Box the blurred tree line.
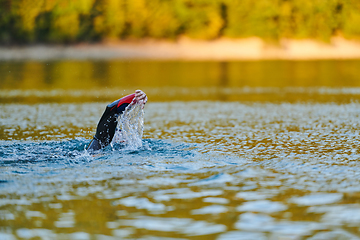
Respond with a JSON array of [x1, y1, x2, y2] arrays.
[[0, 0, 360, 44]]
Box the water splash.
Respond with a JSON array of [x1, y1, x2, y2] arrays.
[[112, 103, 144, 150]]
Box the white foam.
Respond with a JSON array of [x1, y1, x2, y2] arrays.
[[113, 103, 144, 150]]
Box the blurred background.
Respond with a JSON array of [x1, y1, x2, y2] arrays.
[[1, 0, 360, 103], [1, 0, 360, 43]]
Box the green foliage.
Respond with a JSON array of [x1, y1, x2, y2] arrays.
[[1, 0, 360, 43]]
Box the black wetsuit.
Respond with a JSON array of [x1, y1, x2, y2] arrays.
[[87, 93, 135, 151]]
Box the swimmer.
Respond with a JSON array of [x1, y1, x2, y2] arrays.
[[87, 90, 147, 151]]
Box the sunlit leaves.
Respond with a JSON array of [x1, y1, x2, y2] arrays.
[[2, 0, 360, 43]]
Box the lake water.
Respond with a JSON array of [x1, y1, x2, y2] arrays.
[[1, 60, 360, 240]]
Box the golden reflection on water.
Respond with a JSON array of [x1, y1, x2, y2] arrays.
[[1, 60, 360, 103], [1, 60, 360, 89], [2, 60, 360, 239]]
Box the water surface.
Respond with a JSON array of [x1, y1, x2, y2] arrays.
[[1, 60, 360, 239]]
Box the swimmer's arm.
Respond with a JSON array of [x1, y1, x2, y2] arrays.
[[134, 90, 148, 108], [87, 90, 147, 151]]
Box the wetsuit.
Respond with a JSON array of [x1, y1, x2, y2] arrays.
[[87, 93, 135, 151]]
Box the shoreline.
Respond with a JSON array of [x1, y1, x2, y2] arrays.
[[1, 37, 360, 61]]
